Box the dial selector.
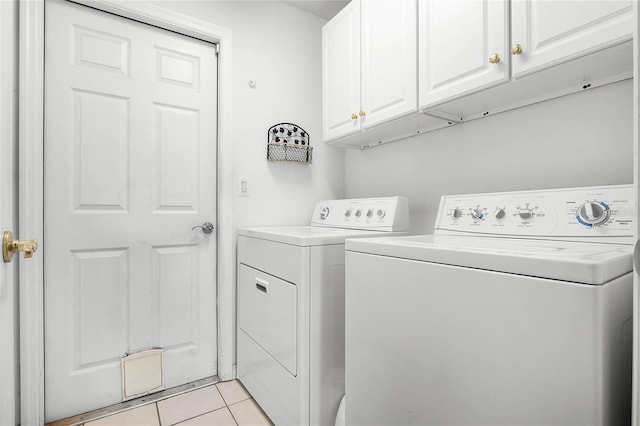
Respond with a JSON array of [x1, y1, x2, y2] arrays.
[[377, 209, 386, 218], [494, 208, 506, 219], [576, 201, 610, 227], [355, 209, 362, 218], [344, 208, 352, 217], [518, 210, 533, 220], [516, 203, 534, 220], [319, 207, 330, 220], [470, 207, 484, 220], [451, 208, 463, 220], [366, 209, 374, 218]]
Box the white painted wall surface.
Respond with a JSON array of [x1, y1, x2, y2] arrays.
[[345, 80, 633, 234]]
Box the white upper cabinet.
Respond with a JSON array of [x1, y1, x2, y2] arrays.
[[511, 0, 633, 77], [322, 1, 361, 142], [361, 0, 417, 127], [419, 0, 509, 109], [419, 0, 633, 117], [323, 0, 425, 144]]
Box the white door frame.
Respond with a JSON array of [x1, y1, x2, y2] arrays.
[[19, 1, 234, 424], [634, 0, 639, 423]]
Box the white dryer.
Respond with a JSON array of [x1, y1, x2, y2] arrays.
[[237, 197, 409, 426], [345, 185, 633, 426]]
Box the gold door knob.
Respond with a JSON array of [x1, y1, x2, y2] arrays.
[[2, 231, 38, 263], [489, 53, 501, 64], [359, 110, 366, 117], [351, 113, 358, 120], [511, 43, 523, 55]]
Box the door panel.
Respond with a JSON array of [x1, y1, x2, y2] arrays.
[[44, 1, 218, 421], [511, 0, 633, 77], [321, 0, 361, 142], [418, 0, 509, 109], [361, 0, 417, 127]]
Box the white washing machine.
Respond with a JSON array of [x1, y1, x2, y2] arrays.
[[345, 185, 634, 426], [237, 197, 409, 426]]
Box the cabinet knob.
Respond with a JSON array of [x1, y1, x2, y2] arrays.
[[351, 113, 358, 120], [511, 44, 523, 55], [359, 110, 366, 117], [489, 53, 500, 64]]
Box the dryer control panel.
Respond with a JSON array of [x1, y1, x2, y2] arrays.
[[435, 185, 634, 243], [311, 196, 410, 232]]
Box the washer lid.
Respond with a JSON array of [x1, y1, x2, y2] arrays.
[[238, 226, 404, 247], [346, 235, 633, 285]]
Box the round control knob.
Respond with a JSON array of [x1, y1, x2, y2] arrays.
[[366, 209, 374, 218], [377, 209, 386, 218], [319, 207, 330, 220], [494, 208, 506, 219], [344, 208, 352, 217], [576, 201, 610, 227], [517, 210, 534, 220], [470, 208, 484, 220], [451, 208, 463, 220], [355, 209, 362, 218]]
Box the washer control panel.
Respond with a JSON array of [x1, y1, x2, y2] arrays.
[[435, 185, 633, 241], [311, 196, 409, 231]]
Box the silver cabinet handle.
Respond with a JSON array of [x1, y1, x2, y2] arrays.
[[192, 222, 214, 234]]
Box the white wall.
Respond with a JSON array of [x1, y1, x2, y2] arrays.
[[156, 1, 345, 229], [345, 79, 633, 234]]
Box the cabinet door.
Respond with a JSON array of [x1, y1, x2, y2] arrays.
[[361, 0, 417, 128], [511, 0, 632, 77], [418, 0, 509, 110], [322, 1, 361, 142]]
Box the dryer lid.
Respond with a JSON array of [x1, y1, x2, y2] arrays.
[[345, 235, 633, 285]]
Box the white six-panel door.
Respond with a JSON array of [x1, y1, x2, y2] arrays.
[[44, 1, 218, 420]]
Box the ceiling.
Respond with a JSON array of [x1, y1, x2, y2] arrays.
[[282, 0, 350, 20]]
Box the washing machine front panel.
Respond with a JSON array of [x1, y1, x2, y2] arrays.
[[345, 251, 632, 426]]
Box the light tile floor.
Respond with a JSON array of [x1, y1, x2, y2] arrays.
[[63, 380, 273, 426]]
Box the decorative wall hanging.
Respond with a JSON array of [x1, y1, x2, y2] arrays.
[[267, 123, 312, 164]]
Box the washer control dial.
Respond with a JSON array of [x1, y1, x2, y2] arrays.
[[518, 210, 533, 220], [576, 201, 611, 227], [494, 208, 506, 219], [344, 208, 353, 218], [516, 203, 535, 220], [319, 207, 330, 220], [355, 209, 362, 218], [470, 207, 484, 220], [377, 209, 386, 218], [451, 208, 463, 220], [366, 209, 374, 218]]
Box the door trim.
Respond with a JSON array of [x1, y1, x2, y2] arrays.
[[19, 1, 234, 423]]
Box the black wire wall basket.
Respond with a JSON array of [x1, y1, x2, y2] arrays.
[[267, 123, 312, 164]]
